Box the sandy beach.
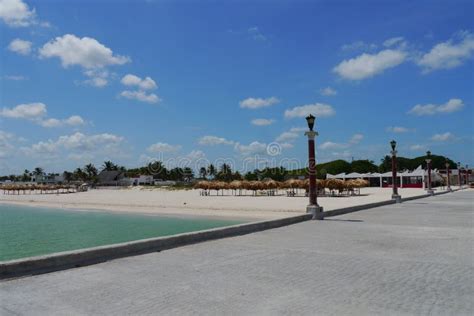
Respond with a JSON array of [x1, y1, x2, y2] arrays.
[[0, 186, 455, 220]]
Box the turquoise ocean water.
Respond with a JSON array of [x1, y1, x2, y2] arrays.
[[0, 204, 244, 261]]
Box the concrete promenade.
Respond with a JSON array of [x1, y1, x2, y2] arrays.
[[1, 190, 473, 315]]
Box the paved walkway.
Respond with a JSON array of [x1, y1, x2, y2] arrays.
[[1, 190, 473, 315]]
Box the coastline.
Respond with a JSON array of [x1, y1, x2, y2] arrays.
[[0, 187, 445, 220]]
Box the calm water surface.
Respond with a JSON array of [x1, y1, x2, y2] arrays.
[[0, 204, 244, 261]]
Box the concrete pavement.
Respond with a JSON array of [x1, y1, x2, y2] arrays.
[[1, 190, 473, 315]]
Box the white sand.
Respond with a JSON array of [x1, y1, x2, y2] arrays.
[[0, 186, 456, 220]]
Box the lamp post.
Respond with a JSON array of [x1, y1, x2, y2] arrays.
[[390, 140, 401, 203], [457, 162, 462, 189], [305, 114, 323, 220], [426, 151, 434, 195], [466, 164, 469, 186], [445, 160, 451, 191]]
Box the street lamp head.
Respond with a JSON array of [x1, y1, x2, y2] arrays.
[[305, 114, 315, 131], [426, 150, 431, 158], [390, 140, 397, 151]]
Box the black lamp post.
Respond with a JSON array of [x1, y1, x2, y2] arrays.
[[390, 140, 401, 202], [426, 151, 434, 195], [445, 159, 451, 191], [305, 114, 323, 220], [465, 164, 469, 186]]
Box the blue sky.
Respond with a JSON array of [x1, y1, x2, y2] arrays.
[[1, 0, 473, 174]]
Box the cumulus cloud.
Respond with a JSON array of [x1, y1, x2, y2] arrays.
[[383, 37, 405, 48], [1, 102, 85, 127], [408, 98, 464, 116], [0, 130, 15, 158], [121, 74, 157, 90], [0, 0, 39, 27], [0, 102, 46, 119], [198, 135, 234, 146], [39, 34, 130, 69], [319, 133, 364, 150], [251, 118, 274, 126], [341, 41, 377, 52], [239, 97, 279, 109], [333, 49, 406, 80], [349, 133, 364, 144], [284, 103, 335, 119], [234, 141, 267, 155], [431, 132, 454, 142], [22, 132, 124, 156], [410, 144, 426, 151], [120, 90, 160, 104], [418, 31, 474, 72], [82, 69, 110, 88], [7, 38, 32, 55], [119, 74, 160, 103], [247, 26, 267, 41], [386, 126, 412, 133], [275, 131, 299, 142], [147, 142, 181, 153], [319, 87, 337, 96]]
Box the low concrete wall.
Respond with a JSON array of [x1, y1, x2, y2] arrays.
[[1, 189, 459, 280], [0, 214, 311, 280], [323, 199, 396, 217]]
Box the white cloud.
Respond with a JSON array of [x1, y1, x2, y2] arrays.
[[0, 0, 36, 27], [65, 115, 85, 126], [319, 87, 337, 96], [431, 132, 454, 142], [121, 74, 157, 90], [147, 142, 181, 153], [0, 130, 15, 158], [383, 37, 405, 48], [341, 41, 377, 52], [22, 132, 124, 156], [418, 31, 474, 72], [319, 133, 364, 150], [4, 75, 27, 80], [39, 118, 62, 128], [0, 102, 46, 119], [251, 118, 274, 126], [408, 98, 464, 116], [198, 135, 234, 146], [386, 126, 412, 133], [276, 131, 299, 142], [284, 103, 335, 119], [7, 38, 32, 55], [410, 144, 426, 151], [280, 142, 294, 149], [239, 97, 279, 109], [320, 141, 347, 150], [234, 141, 267, 155], [83, 69, 109, 88], [1, 102, 85, 128], [333, 49, 406, 80], [349, 133, 364, 144], [39, 34, 130, 69], [247, 26, 267, 41], [120, 90, 160, 104]]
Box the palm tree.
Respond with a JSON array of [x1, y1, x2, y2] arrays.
[[84, 163, 98, 181], [102, 161, 118, 171], [33, 167, 44, 176], [73, 168, 86, 181], [199, 167, 207, 179], [207, 164, 216, 179], [21, 169, 31, 182]]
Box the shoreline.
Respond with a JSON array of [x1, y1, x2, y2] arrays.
[[0, 187, 453, 221]]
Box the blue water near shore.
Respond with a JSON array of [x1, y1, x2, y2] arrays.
[[0, 204, 244, 261]]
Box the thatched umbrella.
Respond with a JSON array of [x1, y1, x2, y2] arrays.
[[263, 179, 279, 196], [229, 180, 243, 195], [326, 179, 345, 195]]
